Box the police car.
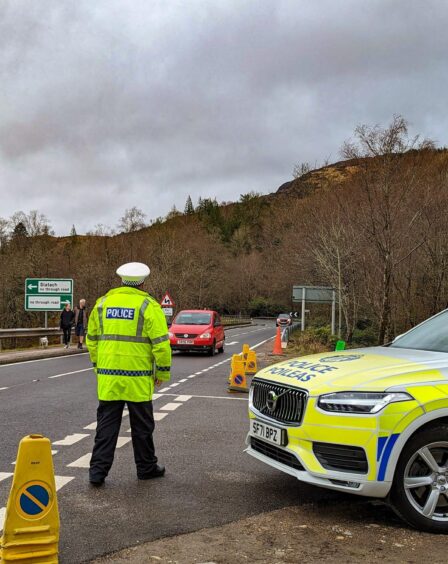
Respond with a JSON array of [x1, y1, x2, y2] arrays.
[[246, 309, 448, 532]]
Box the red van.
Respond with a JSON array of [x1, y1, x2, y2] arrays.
[[169, 310, 225, 355]]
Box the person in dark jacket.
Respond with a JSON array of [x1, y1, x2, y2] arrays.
[[74, 299, 88, 349], [60, 302, 75, 348]]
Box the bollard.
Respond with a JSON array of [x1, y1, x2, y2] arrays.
[[0, 435, 59, 563], [228, 355, 249, 393], [335, 340, 346, 351], [245, 350, 258, 376]]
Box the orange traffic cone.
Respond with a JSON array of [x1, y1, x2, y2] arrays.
[[271, 327, 284, 355]]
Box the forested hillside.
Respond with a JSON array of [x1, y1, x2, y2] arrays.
[[1, 119, 448, 344]]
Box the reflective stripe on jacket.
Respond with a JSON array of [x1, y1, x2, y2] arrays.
[[86, 287, 171, 402]]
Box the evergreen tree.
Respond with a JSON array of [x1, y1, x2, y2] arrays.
[[70, 224, 77, 236], [12, 222, 28, 239], [184, 195, 194, 214]]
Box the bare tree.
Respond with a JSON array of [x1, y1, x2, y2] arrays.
[[340, 115, 435, 343], [117, 207, 147, 233], [9, 210, 54, 236]]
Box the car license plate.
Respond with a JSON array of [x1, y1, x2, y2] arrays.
[[177, 339, 194, 345], [250, 420, 287, 446]]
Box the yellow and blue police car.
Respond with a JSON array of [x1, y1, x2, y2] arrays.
[[246, 309, 448, 532]]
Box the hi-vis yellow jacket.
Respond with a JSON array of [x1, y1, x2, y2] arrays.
[[86, 287, 171, 402]]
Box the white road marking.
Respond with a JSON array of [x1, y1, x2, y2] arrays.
[[0, 352, 89, 369], [0, 473, 13, 482], [67, 438, 128, 467], [152, 393, 161, 400], [0, 507, 5, 533], [158, 392, 247, 401], [154, 412, 168, 421], [53, 433, 90, 446], [116, 437, 131, 448], [84, 422, 97, 430], [67, 453, 90, 468], [187, 375, 195, 379], [55, 475, 74, 490], [170, 382, 180, 387], [160, 402, 182, 411], [174, 395, 192, 402], [48, 368, 92, 379], [159, 387, 171, 392], [179, 378, 187, 382], [0, 387, 8, 391], [195, 372, 202, 375], [226, 341, 239, 346]]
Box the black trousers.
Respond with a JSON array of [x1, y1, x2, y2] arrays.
[[62, 326, 71, 345], [89, 400, 157, 480]]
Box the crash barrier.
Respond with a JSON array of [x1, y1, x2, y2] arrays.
[[221, 315, 251, 327], [228, 344, 258, 393], [0, 328, 63, 352], [0, 434, 59, 563]]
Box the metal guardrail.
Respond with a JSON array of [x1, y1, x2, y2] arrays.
[[221, 315, 251, 326], [281, 322, 301, 344], [0, 328, 62, 351]]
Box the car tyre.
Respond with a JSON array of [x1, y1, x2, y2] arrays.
[[207, 341, 216, 356], [390, 424, 448, 533], [218, 344, 225, 354]]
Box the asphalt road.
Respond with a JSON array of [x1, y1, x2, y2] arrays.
[[0, 322, 343, 563]]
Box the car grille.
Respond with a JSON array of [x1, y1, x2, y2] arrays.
[[251, 378, 307, 425], [174, 333, 198, 338], [250, 437, 304, 470], [313, 442, 368, 474]]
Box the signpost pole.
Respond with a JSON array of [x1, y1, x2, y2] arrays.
[[44, 311, 48, 329], [301, 287, 306, 332]]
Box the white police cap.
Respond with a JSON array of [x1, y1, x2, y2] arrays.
[[116, 262, 150, 286]]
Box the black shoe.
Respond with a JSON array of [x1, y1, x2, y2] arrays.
[[89, 477, 105, 487], [138, 464, 165, 480]]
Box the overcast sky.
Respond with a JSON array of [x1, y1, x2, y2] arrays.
[[0, 1, 447, 235]]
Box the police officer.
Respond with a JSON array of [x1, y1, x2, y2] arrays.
[[86, 262, 171, 486]]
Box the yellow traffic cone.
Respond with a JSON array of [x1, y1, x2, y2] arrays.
[[245, 350, 258, 375], [228, 355, 249, 393], [0, 434, 60, 563]]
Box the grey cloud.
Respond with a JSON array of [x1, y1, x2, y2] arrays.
[[0, 0, 447, 233]]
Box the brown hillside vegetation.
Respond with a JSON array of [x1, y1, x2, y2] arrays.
[[1, 119, 448, 344]]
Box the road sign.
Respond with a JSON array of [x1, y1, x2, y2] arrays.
[[25, 278, 73, 311], [160, 292, 175, 308], [17, 481, 52, 519], [162, 307, 173, 317]]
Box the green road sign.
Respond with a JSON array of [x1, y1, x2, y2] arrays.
[[25, 278, 74, 311]]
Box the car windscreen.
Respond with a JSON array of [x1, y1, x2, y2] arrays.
[[278, 314, 290, 318], [174, 312, 212, 325], [390, 310, 448, 353]]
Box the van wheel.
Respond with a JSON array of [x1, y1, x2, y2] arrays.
[[390, 424, 448, 533]]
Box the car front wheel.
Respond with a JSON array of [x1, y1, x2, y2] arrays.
[[390, 424, 448, 533]]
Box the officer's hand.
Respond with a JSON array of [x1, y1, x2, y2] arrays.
[[155, 379, 162, 387]]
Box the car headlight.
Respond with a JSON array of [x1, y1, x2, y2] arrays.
[[318, 391, 413, 414], [198, 332, 211, 339]]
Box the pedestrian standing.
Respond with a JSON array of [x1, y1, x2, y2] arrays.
[[74, 299, 88, 349], [86, 262, 171, 486], [60, 302, 75, 348]]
